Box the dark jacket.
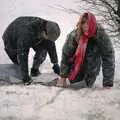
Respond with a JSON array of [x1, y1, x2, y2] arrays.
[[60, 24, 115, 87], [2, 16, 59, 80]]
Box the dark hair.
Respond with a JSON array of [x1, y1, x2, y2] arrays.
[[76, 13, 89, 42], [81, 13, 88, 25]]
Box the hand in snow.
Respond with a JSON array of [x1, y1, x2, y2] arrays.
[[56, 77, 70, 87]]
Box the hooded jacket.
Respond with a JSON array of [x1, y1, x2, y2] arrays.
[[60, 24, 115, 87]]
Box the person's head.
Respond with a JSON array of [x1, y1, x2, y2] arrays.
[[76, 13, 88, 36], [76, 12, 96, 38], [81, 14, 89, 33], [41, 21, 60, 42]]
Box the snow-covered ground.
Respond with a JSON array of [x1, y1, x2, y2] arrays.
[[0, 0, 120, 119]]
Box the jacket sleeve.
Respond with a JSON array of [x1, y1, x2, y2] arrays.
[[17, 36, 30, 80], [42, 40, 58, 64], [97, 26, 115, 87], [60, 30, 77, 78]]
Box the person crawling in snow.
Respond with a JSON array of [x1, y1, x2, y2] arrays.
[[56, 12, 115, 89], [2, 16, 60, 85]]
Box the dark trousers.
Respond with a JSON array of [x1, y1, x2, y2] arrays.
[[32, 49, 47, 70], [2, 34, 18, 65], [4, 47, 18, 64]]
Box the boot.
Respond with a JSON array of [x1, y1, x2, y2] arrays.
[[23, 76, 33, 85]]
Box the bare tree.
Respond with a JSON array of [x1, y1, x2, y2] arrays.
[[75, 0, 120, 47], [49, 0, 120, 46]]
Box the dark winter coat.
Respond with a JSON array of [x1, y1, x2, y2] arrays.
[[2, 16, 59, 81], [60, 24, 115, 87]]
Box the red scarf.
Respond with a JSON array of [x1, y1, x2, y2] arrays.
[[68, 12, 97, 81]]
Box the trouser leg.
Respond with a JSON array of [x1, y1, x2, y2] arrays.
[[31, 49, 47, 76], [2, 33, 18, 65], [32, 49, 47, 70], [4, 48, 18, 64]]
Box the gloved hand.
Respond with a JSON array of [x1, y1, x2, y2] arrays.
[[52, 63, 60, 75]]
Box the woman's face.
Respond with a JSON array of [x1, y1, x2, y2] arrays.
[[81, 18, 89, 33]]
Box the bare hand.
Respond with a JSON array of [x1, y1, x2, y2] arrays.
[[56, 77, 70, 87]]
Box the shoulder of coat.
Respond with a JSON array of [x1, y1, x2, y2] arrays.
[[96, 23, 105, 38], [68, 29, 77, 39], [96, 23, 105, 33]]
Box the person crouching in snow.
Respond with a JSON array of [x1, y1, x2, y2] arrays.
[[56, 12, 115, 88], [2, 16, 60, 85]]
